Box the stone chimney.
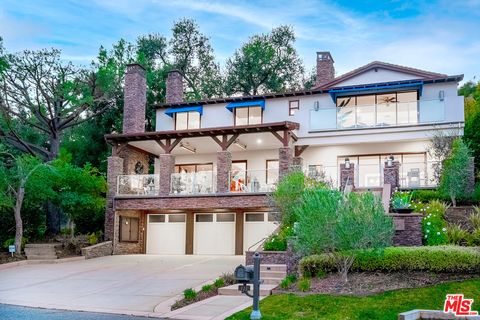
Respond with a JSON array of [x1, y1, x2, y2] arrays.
[[123, 63, 146, 134], [166, 70, 184, 104], [315, 51, 335, 87]]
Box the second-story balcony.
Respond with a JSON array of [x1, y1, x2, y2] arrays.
[[229, 169, 278, 193], [171, 171, 216, 195], [117, 174, 160, 196], [310, 99, 445, 131]]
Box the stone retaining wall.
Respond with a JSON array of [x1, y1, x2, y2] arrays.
[[446, 206, 475, 230], [81, 241, 113, 259], [388, 213, 423, 246], [245, 240, 300, 276]]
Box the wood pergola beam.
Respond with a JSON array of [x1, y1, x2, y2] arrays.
[[295, 145, 309, 157], [156, 138, 182, 154], [211, 134, 240, 151]]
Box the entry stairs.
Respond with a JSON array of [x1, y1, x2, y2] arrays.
[[218, 264, 286, 296], [24, 243, 60, 260]]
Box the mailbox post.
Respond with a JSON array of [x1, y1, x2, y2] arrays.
[[234, 252, 262, 320]]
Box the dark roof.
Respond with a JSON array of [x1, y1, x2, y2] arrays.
[[105, 121, 300, 143], [313, 61, 453, 89]]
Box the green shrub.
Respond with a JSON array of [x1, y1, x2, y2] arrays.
[[446, 224, 469, 245], [213, 278, 225, 288], [469, 207, 480, 229], [391, 191, 412, 210], [297, 277, 311, 292], [473, 183, 480, 203], [299, 246, 480, 275], [263, 225, 294, 251], [183, 288, 197, 300], [201, 284, 213, 292], [466, 228, 480, 246], [421, 200, 448, 245], [279, 275, 297, 289], [3, 237, 28, 251], [411, 189, 446, 202], [87, 232, 100, 245]]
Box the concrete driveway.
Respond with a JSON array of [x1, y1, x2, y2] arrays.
[[0, 255, 243, 317]]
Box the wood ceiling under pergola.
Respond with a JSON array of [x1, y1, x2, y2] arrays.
[[105, 121, 300, 155]]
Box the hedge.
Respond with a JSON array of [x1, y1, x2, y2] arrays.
[[299, 246, 480, 276]]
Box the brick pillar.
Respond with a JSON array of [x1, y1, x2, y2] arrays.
[[384, 161, 400, 193], [279, 147, 293, 179], [123, 64, 146, 134], [292, 156, 303, 172], [166, 70, 184, 104], [467, 157, 475, 196], [315, 51, 335, 87], [340, 163, 355, 190], [105, 156, 124, 241], [159, 154, 175, 196], [217, 151, 232, 193]]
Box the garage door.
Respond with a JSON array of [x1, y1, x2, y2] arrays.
[[146, 214, 186, 254], [194, 213, 235, 255], [244, 212, 279, 251]]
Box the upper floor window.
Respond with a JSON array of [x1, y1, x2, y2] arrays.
[[235, 106, 262, 126], [289, 100, 299, 116], [175, 111, 200, 130]]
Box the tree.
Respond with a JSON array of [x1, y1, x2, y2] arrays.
[[225, 26, 304, 96], [0, 151, 53, 253], [294, 189, 394, 282], [427, 130, 460, 183], [439, 138, 472, 207], [461, 80, 480, 174]]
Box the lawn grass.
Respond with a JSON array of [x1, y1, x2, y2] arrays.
[[227, 279, 480, 320]]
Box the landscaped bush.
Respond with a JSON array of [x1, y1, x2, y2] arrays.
[[279, 275, 297, 289], [411, 189, 447, 203], [446, 224, 469, 245], [469, 207, 480, 229], [297, 277, 311, 292], [299, 246, 480, 275], [263, 225, 294, 251], [201, 284, 213, 292], [183, 288, 197, 300]]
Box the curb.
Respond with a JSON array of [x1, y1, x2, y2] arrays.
[[0, 256, 85, 271]]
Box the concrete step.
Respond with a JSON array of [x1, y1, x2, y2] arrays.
[[261, 277, 283, 285], [26, 254, 58, 260], [25, 243, 61, 248], [25, 248, 57, 254], [218, 284, 277, 296], [260, 270, 286, 279], [260, 264, 286, 272]]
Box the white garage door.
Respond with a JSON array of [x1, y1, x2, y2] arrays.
[[244, 212, 279, 252], [194, 213, 235, 255], [147, 214, 186, 255]]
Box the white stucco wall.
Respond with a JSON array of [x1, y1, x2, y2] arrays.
[[333, 68, 421, 86]]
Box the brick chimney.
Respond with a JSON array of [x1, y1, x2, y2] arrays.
[[123, 63, 146, 134], [166, 70, 184, 104], [315, 51, 335, 87]]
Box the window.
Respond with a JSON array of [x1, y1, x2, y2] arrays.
[[266, 160, 279, 185], [289, 100, 299, 116], [234, 106, 262, 126], [149, 215, 165, 223], [230, 160, 247, 192], [120, 216, 139, 242], [169, 214, 186, 223], [245, 213, 264, 222], [175, 163, 213, 173], [196, 214, 214, 222], [175, 111, 200, 130], [217, 213, 235, 222]]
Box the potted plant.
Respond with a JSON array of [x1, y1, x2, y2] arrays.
[[391, 191, 413, 213]]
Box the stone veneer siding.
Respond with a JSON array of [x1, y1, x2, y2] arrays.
[[278, 147, 293, 179], [383, 161, 400, 192], [159, 154, 175, 196], [120, 147, 149, 176], [123, 64, 146, 134], [217, 151, 232, 193], [315, 52, 335, 87], [340, 163, 355, 190], [388, 213, 423, 246], [446, 206, 476, 230], [245, 251, 287, 265], [166, 70, 183, 103], [114, 210, 146, 255], [81, 241, 113, 259], [105, 156, 124, 240]]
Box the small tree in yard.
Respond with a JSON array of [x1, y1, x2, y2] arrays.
[[439, 138, 472, 207], [295, 189, 394, 282]]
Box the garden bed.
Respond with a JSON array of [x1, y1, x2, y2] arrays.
[[276, 271, 480, 296], [0, 252, 26, 265]]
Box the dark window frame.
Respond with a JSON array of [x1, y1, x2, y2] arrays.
[[289, 100, 300, 116], [335, 90, 419, 108], [234, 106, 263, 126], [175, 111, 201, 130], [119, 216, 140, 243]]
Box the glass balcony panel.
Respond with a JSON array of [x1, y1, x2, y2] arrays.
[[419, 100, 445, 123], [337, 106, 356, 129], [117, 174, 159, 196], [171, 171, 216, 195], [310, 108, 336, 130], [356, 105, 375, 127], [229, 169, 278, 193], [376, 103, 397, 126]]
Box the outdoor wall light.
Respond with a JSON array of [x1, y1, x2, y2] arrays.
[[345, 158, 351, 169], [439, 90, 445, 101], [387, 155, 394, 167]]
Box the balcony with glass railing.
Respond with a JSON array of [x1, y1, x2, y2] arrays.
[[310, 99, 445, 131], [229, 169, 278, 193], [170, 171, 216, 195], [117, 174, 160, 196]]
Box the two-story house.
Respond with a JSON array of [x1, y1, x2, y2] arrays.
[[104, 51, 464, 256]]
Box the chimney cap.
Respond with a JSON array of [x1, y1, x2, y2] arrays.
[[126, 63, 146, 71], [316, 51, 334, 63], [168, 69, 184, 75]]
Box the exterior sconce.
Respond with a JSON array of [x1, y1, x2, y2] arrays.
[[439, 90, 445, 101], [345, 158, 351, 169], [387, 155, 394, 167]]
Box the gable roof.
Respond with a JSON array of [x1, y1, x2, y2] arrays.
[[313, 61, 448, 89]]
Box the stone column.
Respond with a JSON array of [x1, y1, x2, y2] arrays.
[[292, 156, 304, 172], [105, 156, 124, 241], [340, 163, 355, 190], [383, 161, 400, 193], [159, 154, 175, 196], [123, 64, 146, 134], [279, 147, 293, 179], [216, 151, 232, 193]]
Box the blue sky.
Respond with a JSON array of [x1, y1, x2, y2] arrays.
[[1, 0, 479, 82]]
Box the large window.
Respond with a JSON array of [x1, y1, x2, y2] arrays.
[[230, 160, 247, 192], [175, 111, 200, 130], [235, 106, 262, 126], [119, 216, 139, 242], [289, 100, 299, 116], [266, 160, 279, 185]]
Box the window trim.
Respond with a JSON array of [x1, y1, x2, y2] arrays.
[[234, 106, 263, 126], [289, 100, 300, 116], [119, 216, 140, 243], [174, 111, 201, 130]]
